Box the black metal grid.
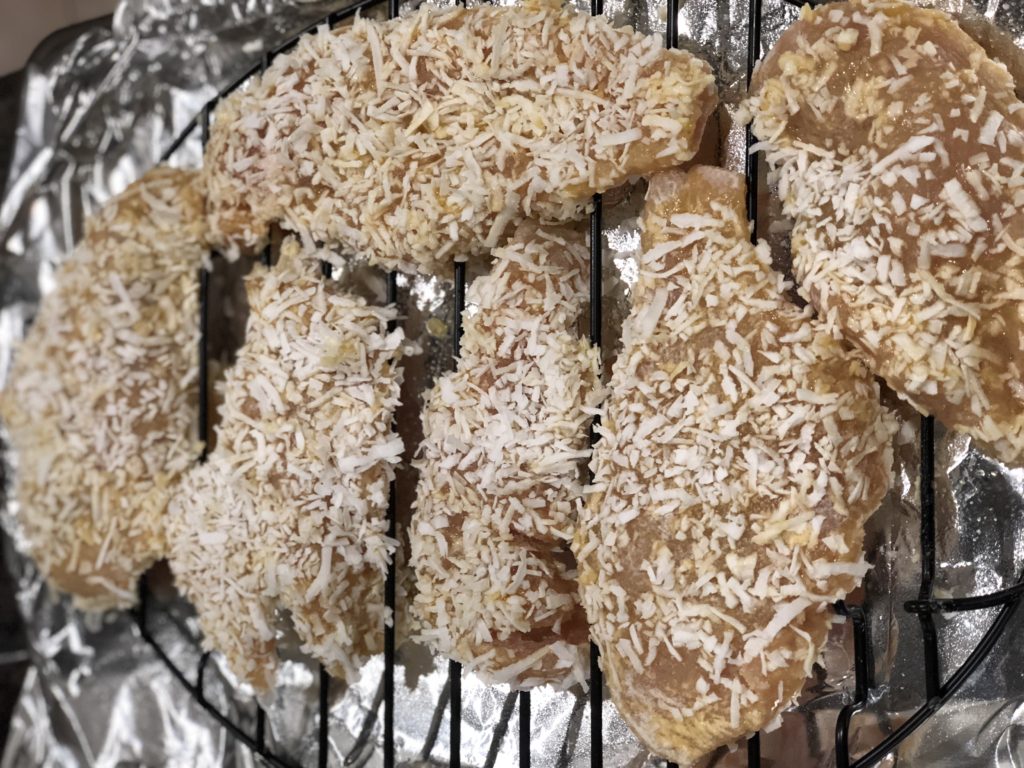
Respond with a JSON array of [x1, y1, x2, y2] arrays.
[[134, 0, 1024, 766]]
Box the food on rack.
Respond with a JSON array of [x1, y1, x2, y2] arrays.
[[0, 167, 206, 611], [410, 221, 600, 689], [746, 0, 1024, 465], [203, 0, 717, 277], [167, 239, 411, 691], [575, 167, 896, 763]]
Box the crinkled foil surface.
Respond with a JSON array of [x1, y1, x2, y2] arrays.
[[4, 0, 1024, 766]]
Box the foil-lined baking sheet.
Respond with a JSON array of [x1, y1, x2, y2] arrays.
[[4, 0, 1024, 766]]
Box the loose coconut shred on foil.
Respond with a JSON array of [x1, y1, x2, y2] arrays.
[[4, 0, 1024, 766]]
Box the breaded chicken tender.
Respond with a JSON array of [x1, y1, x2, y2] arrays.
[[0, 167, 205, 610], [168, 239, 411, 690], [411, 221, 601, 689], [575, 168, 896, 765], [204, 0, 716, 277], [747, 0, 1024, 465]]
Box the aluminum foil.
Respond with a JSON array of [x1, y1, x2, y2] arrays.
[[4, 0, 1024, 766]]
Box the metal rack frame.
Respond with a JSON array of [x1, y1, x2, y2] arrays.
[[135, 0, 1024, 766]]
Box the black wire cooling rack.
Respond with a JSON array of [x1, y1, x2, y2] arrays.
[[134, 0, 1024, 766]]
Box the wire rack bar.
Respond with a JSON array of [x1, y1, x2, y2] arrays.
[[744, 0, 763, 229], [270, 18, 325, 58], [159, 115, 201, 163], [519, 692, 531, 768], [449, 258, 466, 768], [743, 0, 762, 762], [377, 4, 401, 765], [587, 0, 604, 762], [482, 693, 516, 768], [259, 53, 273, 275], [197, 102, 213, 463], [384, 266, 399, 768], [587, 11, 603, 337], [917, 417, 942, 700], [197, 267, 210, 457], [318, 666, 330, 768], [197, 651, 211, 698], [256, 708, 267, 751], [587, 190, 603, 768], [747, 733, 761, 765]]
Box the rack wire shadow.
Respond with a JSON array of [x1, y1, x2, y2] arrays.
[[135, 0, 1024, 765]]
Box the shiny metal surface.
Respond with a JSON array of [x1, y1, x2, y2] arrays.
[[3, 0, 1024, 765]]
